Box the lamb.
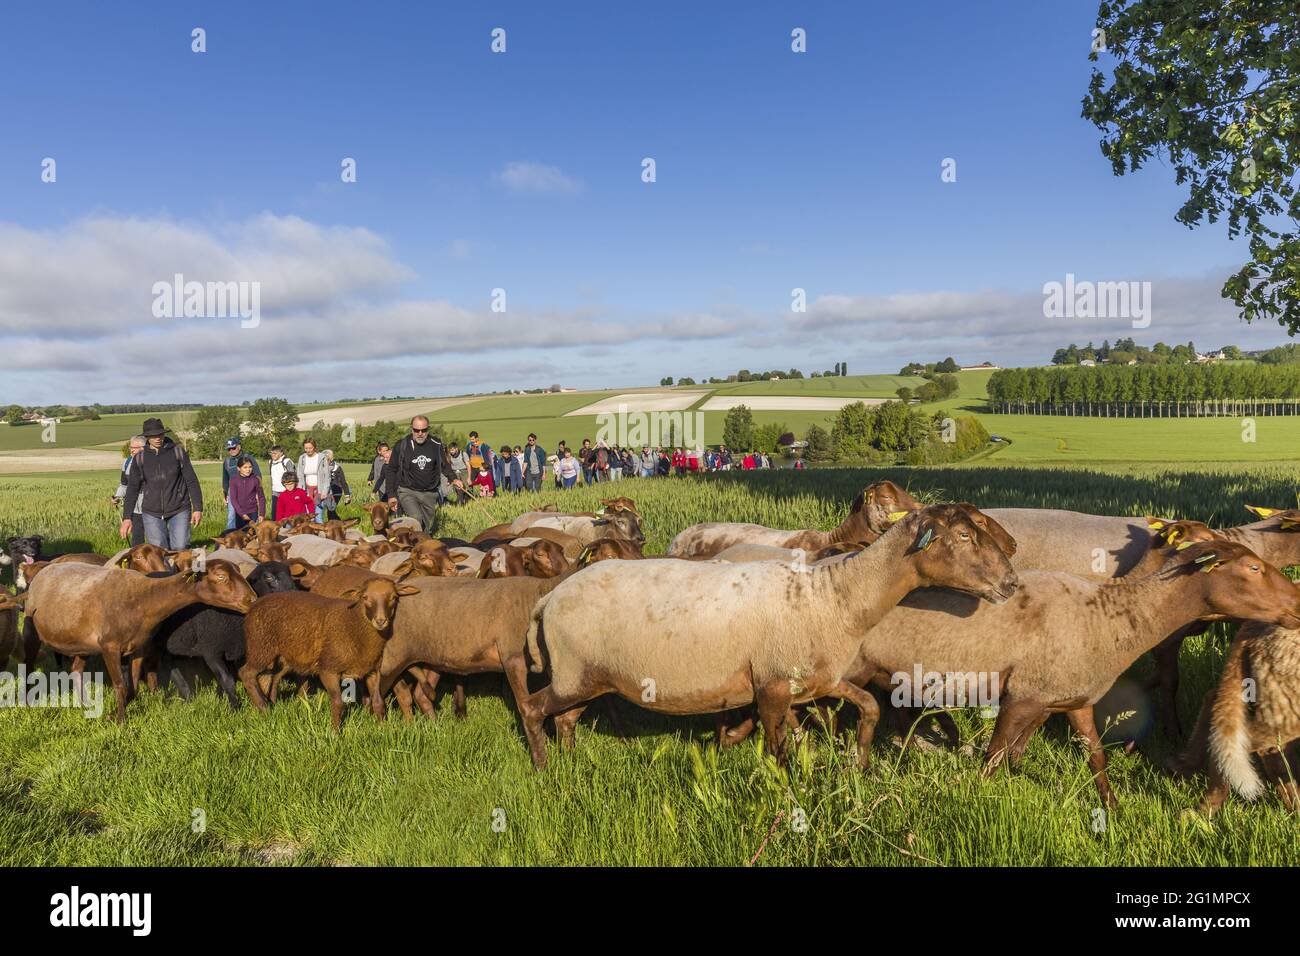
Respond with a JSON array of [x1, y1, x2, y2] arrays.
[[1175, 617, 1300, 815], [827, 540, 1300, 805], [238, 577, 420, 729], [520, 504, 1019, 770], [22, 559, 256, 720], [283, 534, 354, 567], [665, 479, 920, 559], [145, 561, 300, 707]]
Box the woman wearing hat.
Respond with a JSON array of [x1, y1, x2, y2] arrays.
[[119, 418, 203, 550]]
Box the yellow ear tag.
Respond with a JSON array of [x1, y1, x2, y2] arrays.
[[1200, 561, 1222, 573], [1147, 518, 1166, 529], [887, 510, 909, 522], [1164, 527, 1183, 545], [1281, 518, 1300, 531], [1246, 505, 1277, 518], [1175, 540, 1194, 551]]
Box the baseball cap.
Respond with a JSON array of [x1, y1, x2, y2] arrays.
[[225, 437, 241, 450]]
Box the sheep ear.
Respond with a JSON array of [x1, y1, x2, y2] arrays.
[[396, 584, 421, 596], [592, 518, 610, 526], [338, 587, 361, 600], [1146, 517, 1167, 529], [448, 550, 469, 562], [343, 518, 360, 527], [953, 503, 1018, 558], [1193, 552, 1221, 572], [1245, 505, 1278, 519], [1175, 540, 1195, 551]]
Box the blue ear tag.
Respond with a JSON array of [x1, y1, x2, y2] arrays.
[[917, 528, 933, 551]]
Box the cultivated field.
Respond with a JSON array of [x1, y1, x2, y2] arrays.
[[1, 463, 1297, 866], [293, 397, 473, 430]]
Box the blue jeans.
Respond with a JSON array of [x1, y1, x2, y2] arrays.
[[563, 475, 577, 488], [143, 511, 191, 550], [525, 472, 542, 492], [224, 498, 237, 531]]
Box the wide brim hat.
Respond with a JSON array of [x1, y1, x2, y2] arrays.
[[141, 418, 166, 437]]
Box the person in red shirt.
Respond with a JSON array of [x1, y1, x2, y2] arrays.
[[470, 463, 496, 497], [742, 453, 756, 469], [274, 471, 315, 520], [671, 448, 686, 476]]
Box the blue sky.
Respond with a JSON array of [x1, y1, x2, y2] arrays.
[[0, 1, 1289, 403]]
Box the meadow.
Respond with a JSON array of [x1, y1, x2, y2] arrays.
[[1, 462, 1298, 866]]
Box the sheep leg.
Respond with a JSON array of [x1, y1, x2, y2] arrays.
[[503, 654, 548, 769], [520, 684, 596, 770], [204, 654, 241, 709], [1262, 748, 1299, 812], [319, 671, 346, 731], [1065, 705, 1117, 808], [453, 681, 467, 720], [100, 646, 129, 721], [70, 656, 87, 707], [1197, 756, 1231, 816], [825, 681, 880, 768], [269, 665, 292, 703], [554, 705, 587, 749], [755, 680, 794, 765], [716, 710, 756, 748], [1152, 636, 1184, 740], [366, 672, 385, 721], [982, 697, 1048, 777], [392, 680, 416, 720], [237, 663, 271, 711], [20, 617, 40, 668]]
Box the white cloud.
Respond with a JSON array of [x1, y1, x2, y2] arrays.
[[494, 161, 582, 195]]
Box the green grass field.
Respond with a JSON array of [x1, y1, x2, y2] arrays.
[[2, 463, 1298, 865]]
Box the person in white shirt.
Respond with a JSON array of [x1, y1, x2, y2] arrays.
[[267, 444, 290, 519], [296, 438, 331, 522]]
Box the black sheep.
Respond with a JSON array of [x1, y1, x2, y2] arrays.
[[151, 561, 299, 707]]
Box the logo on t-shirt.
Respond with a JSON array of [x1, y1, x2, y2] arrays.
[[412, 454, 433, 470]]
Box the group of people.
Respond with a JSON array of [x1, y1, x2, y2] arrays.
[[373, 433, 777, 499], [115, 418, 355, 550], [113, 414, 787, 550]]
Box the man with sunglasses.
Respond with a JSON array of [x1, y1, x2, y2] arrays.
[[521, 432, 547, 492], [383, 415, 463, 533]]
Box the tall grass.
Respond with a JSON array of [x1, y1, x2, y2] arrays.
[[1, 463, 1297, 865]]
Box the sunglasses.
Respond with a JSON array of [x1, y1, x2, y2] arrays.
[[412, 427, 429, 433]]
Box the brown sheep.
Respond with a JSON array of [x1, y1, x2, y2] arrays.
[[23, 560, 256, 721], [287, 558, 327, 590], [376, 574, 575, 751], [238, 578, 420, 730], [212, 529, 250, 550], [477, 540, 571, 579]]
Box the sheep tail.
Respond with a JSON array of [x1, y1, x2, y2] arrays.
[[1207, 638, 1264, 800], [525, 594, 552, 674]]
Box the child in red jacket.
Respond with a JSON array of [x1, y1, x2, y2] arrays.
[[275, 472, 315, 520], [470, 463, 496, 497]]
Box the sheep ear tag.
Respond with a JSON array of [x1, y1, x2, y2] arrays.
[[1146, 517, 1167, 530], [1280, 516, 1300, 531], [887, 510, 909, 522], [916, 528, 934, 552], [1175, 540, 1195, 551], [1194, 552, 1221, 573], [1245, 505, 1277, 519]]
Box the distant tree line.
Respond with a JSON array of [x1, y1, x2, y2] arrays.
[[901, 357, 963, 374], [987, 364, 1300, 417], [1049, 338, 1242, 366]]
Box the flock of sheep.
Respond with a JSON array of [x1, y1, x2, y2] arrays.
[[5, 480, 1300, 817]]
